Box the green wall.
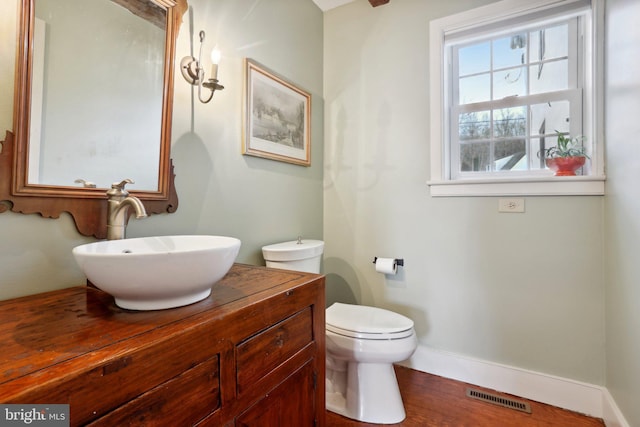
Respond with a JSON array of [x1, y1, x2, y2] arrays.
[[604, 0, 640, 424], [323, 0, 606, 385], [0, 0, 324, 299]]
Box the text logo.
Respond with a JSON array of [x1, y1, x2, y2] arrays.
[[0, 405, 69, 426]]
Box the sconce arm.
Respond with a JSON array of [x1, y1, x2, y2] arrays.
[[180, 30, 224, 104]]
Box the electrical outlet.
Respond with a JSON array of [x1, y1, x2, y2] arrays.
[[498, 198, 525, 213]]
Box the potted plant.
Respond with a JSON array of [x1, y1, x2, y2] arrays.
[[539, 130, 589, 176]]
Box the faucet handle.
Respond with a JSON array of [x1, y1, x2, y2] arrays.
[[107, 179, 135, 197], [75, 178, 97, 188], [111, 179, 135, 190]]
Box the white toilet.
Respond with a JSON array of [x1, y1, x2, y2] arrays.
[[262, 239, 418, 424]]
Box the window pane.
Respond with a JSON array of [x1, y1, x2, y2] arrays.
[[459, 111, 490, 140], [494, 107, 526, 138], [495, 139, 527, 171], [530, 101, 570, 136], [529, 24, 568, 62], [493, 67, 526, 99], [460, 141, 490, 172], [459, 74, 490, 104], [493, 35, 526, 69], [530, 59, 568, 94], [458, 42, 490, 76]]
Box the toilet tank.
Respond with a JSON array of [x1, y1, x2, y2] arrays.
[[261, 239, 324, 274]]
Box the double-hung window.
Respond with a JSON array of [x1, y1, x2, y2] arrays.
[[429, 0, 604, 196]]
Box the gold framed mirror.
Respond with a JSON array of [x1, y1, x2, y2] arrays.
[[0, 0, 187, 238]]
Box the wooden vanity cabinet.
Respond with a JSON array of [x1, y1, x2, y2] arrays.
[[0, 264, 325, 427]]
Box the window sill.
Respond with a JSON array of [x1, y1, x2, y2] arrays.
[[427, 175, 605, 197]]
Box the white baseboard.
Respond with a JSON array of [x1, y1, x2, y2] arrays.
[[399, 345, 629, 427]]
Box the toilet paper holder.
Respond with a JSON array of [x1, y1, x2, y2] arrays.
[[372, 257, 404, 267]]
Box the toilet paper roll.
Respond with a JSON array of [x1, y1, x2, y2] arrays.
[[375, 258, 397, 275]]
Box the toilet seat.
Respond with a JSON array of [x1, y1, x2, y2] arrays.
[[326, 324, 414, 340], [326, 303, 414, 340]]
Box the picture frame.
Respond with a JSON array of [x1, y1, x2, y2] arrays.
[[242, 58, 311, 166]]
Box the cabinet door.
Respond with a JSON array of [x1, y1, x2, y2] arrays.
[[236, 360, 316, 427]]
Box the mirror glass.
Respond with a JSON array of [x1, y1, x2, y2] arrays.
[[27, 0, 167, 191]]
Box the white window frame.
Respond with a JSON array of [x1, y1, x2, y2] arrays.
[[428, 0, 605, 197]]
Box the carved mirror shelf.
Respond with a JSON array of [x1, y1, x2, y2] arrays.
[[0, 0, 187, 239]]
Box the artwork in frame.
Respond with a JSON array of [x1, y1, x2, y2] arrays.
[[242, 58, 311, 166]]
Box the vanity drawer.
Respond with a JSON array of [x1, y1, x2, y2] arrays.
[[88, 356, 220, 426], [8, 325, 221, 426], [236, 307, 313, 393]]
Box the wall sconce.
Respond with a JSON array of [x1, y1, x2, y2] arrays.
[[180, 30, 224, 103]]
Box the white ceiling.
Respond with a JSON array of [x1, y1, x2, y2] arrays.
[[312, 0, 356, 12]]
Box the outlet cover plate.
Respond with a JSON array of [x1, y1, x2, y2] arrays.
[[498, 198, 525, 213]]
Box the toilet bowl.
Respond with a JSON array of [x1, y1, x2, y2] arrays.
[[325, 302, 417, 424], [261, 239, 417, 424]]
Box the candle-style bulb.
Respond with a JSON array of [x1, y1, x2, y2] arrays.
[[211, 48, 221, 65], [210, 48, 221, 80]]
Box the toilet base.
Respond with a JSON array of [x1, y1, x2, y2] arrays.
[[326, 362, 406, 424]]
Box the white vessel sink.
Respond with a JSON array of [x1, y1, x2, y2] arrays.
[[73, 235, 241, 310]]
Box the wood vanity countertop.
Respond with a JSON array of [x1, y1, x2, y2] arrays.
[[0, 263, 324, 402]]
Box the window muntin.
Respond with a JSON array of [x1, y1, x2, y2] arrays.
[[448, 17, 583, 178]]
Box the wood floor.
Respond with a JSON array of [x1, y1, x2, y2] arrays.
[[325, 365, 605, 427]]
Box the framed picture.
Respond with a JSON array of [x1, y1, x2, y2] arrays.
[[242, 58, 311, 166]]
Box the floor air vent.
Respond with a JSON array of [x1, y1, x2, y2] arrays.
[[466, 388, 532, 414]]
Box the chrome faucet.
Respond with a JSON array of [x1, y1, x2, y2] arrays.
[[106, 179, 147, 240]]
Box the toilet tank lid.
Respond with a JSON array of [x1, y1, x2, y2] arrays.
[[262, 240, 324, 261], [326, 303, 414, 334]]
